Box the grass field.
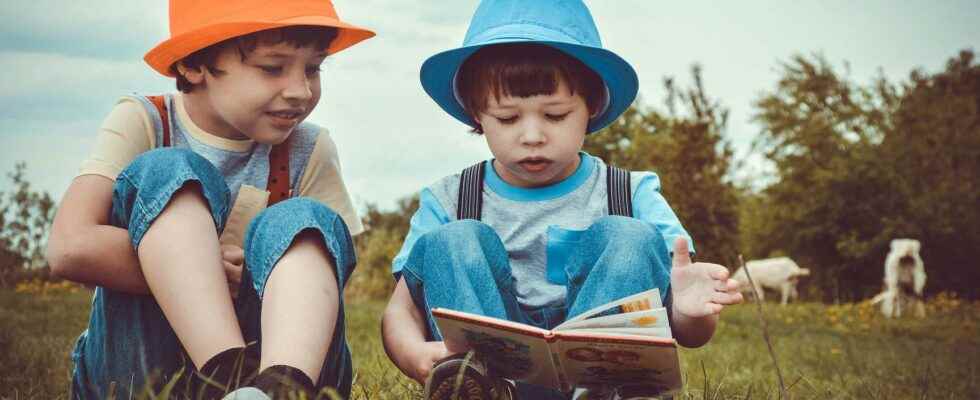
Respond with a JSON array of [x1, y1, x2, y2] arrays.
[[1, 283, 977, 399]]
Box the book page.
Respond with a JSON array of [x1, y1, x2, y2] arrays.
[[554, 332, 681, 394], [558, 288, 662, 329], [564, 327, 672, 338], [432, 308, 561, 389], [557, 307, 670, 334]]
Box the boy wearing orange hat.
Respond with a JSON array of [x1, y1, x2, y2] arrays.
[[382, 1, 743, 399], [46, 1, 373, 399]]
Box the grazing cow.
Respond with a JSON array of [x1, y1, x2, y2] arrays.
[[732, 257, 810, 305], [870, 238, 926, 318]]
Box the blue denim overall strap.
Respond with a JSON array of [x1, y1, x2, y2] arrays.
[[457, 161, 633, 220]]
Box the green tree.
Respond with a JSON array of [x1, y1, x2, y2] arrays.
[[878, 50, 980, 297], [747, 50, 980, 300], [586, 65, 741, 267], [747, 54, 887, 301], [0, 162, 56, 286]]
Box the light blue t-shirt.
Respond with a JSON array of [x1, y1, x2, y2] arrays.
[[392, 153, 693, 308]]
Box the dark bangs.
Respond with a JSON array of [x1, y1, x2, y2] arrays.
[[232, 25, 338, 58], [173, 26, 338, 92], [456, 43, 605, 132]]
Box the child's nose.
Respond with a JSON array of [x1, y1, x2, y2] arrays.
[[519, 120, 546, 146], [282, 74, 313, 101]]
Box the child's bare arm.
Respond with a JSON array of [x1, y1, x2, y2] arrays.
[[382, 277, 452, 383], [668, 237, 743, 348], [46, 175, 151, 294]]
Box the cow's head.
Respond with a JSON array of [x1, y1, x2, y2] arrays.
[[890, 238, 921, 259]]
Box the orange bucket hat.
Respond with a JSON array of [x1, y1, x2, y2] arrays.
[[145, 0, 375, 77]]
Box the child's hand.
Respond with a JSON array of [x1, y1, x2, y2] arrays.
[[670, 237, 743, 318], [408, 341, 454, 384], [221, 244, 244, 298]]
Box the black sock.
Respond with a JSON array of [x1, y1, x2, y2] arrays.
[[252, 365, 317, 398], [190, 346, 258, 399]]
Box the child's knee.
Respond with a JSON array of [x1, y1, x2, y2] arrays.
[[112, 148, 231, 245], [590, 215, 661, 239], [433, 219, 493, 240], [420, 220, 500, 255], [585, 216, 666, 259], [244, 198, 355, 295], [409, 220, 510, 285], [114, 148, 230, 215], [248, 198, 349, 244], [124, 148, 222, 184]]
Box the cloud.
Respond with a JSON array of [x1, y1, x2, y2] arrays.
[[0, 51, 172, 122], [0, 1, 165, 60]]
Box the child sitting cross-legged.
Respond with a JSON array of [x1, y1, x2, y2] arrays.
[[381, 1, 743, 399], [46, 1, 374, 398]]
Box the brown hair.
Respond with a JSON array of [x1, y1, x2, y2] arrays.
[[172, 26, 339, 93], [455, 43, 605, 134]]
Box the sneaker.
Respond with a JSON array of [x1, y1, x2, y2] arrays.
[[424, 353, 516, 400], [219, 365, 318, 400], [615, 384, 673, 400], [221, 387, 271, 400]]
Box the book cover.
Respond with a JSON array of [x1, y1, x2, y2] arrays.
[[432, 288, 682, 393]]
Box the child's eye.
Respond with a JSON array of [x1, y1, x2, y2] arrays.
[[495, 115, 518, 124], [258, 65, 283, 75], [546, 112, 570, 122], [306, 65, 322, 77]]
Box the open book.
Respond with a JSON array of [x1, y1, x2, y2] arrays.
[[432, 288, 681, 394]]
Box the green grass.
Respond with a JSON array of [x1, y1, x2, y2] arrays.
[[2, 288, 978, 399]]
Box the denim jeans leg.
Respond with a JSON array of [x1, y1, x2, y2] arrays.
[[71, 148, 231, 400], [237, 197, 357, 398], [564, 216, 673, 320], [400, 220, 524, 341]]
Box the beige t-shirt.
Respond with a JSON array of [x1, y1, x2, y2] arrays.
[[79, 94, 364, 246]]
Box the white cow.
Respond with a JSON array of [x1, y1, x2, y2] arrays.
[[870, 238, 926, 318], [732, 257, 810, 305]]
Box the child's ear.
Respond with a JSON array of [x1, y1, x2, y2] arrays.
[[176, 62, 206, 85], [469, 113, 484, 130], [588, 93, 607, 119]]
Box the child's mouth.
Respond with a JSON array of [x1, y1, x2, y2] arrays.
[[518, 158, 551, 172], [267, 110, 302, 127]]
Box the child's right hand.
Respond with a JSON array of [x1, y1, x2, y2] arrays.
[[221, 244, 244, 298], [407, 341, 453, 384]]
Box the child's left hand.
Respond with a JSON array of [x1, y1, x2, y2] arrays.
[[670, 237, 743, 318], [221, 244, 244, 298]]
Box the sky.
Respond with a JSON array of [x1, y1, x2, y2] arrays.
[[1, 0, 977, 211]]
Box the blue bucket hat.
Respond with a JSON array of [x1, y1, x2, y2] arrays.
[[420, 0, 638, 134]]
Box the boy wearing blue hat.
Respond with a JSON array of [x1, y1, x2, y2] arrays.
[[382, 1, 743, 399]]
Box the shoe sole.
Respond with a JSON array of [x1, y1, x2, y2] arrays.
[[428, 373, 490, 400]]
